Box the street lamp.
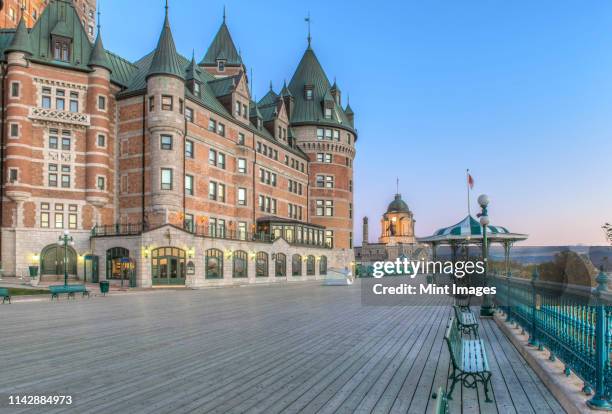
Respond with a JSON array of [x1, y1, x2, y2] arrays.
[[477, 194, 494, 317], [57, 230, 75, 286]]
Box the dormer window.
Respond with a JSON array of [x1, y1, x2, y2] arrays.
[[52, 36, 71, 62], [305, 86, 314, 100], [217, 60, 226, 72], [324, 108, 332, 119], [193, 82, 201, 97]]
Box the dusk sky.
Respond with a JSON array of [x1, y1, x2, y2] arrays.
[[102, 0, 612, 246]]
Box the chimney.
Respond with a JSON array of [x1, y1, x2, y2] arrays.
[[363, 216, 369, 245]]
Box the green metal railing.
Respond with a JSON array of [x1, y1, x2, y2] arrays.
[[492, 269, 612, 409]]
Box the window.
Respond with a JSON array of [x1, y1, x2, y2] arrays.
[[161, 168, 173, 190], [292, 254, 302, 276], [217, 123, 225, 137], [149, 96, 155, 111], [275, 253, 286, 277], [238, 222, 247, 240], [161, 95, 173, 111], [97, 176, 105, 190], [53, 37, 70, 61], [325, 129, 332, 140], [61, 166, 71, 188], [10, 82, 19, 98], [349, 203, 353, 219], [49, 133, 58, 149], [238, 133, 245, 145], [319, 256, 328, 275], [217, 152, 226, 169], [205, 249, 223, 279], [209, 149, 217, 166], [160, 135, 173, 150], [305, 86, 313, 100], [185, 175, 194, 195], [349, 180, 353, 192], [41, 212, 50, 228], [42, 88, 52, 108], [208, 119, 216, 132], [97, 134, 106, 148], [325, 176, 334, 188], [307, 255, 315, 276], [243, 104, 248, 118], [218, 60, 226, 72], [209, 218, 217, 237], [61, 135, 71, 151], [324, 108, 332, 119], [185, 140, 194, 158], [235, 101, 241, 116], [10, 123, 19, 138], [68, 213, 77, 230], [69, 92, 79, 112], [209, 181, 217, 200], [256, 252, 269, 277], [325, 230, 334, 248], [48, 164, 58, 187], [218, 183, 226, 202], [237, 188, 247, 205], [333, 130, 340, 141], [233, 251, 248, 278], [194, 82, 201, 97], [9, 168, 18, 183], [237, 158, 247, 174], [316, 200, 334, 216], [179, 99, 184, 115], [98, 95, 106, 111], [317, 128, 324, 140], [55, 213, 64, 229], [185, 107, 194, 122], [184, 214, 194, 232]]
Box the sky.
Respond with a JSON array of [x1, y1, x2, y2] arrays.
[[101, 0, 612, 246]]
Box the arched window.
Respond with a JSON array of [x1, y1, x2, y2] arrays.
[[275, 253, 286, 277], [292, 254, 302, 276], [307, 255, 315, 276], [233, 250, 248, 278], [256, 252, 269, 277], [319, 256, 328, 275], [205, 248, 223, 279]]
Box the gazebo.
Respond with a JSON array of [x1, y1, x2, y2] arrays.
[[419, 215, 528, 276]]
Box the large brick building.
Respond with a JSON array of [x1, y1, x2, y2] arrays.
[[0, 0, 356, 287], [0, 0, 96, 40]]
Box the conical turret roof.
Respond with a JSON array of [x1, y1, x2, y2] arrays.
[[200, 18, 242, 66], [147, 10, 184, 80], [88, 31, 112, 71], [6, 15, 32, 55]]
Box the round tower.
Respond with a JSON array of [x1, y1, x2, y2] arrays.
[[85, 29, 113, 222], [145, 7, 186, 228], [379, 194, 416, 245]]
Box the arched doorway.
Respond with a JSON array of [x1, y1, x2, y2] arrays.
[[151, 247, 186, 285], [41, 244, 77, 277]]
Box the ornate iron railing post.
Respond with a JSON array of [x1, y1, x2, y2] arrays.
[[529, 267, 540, 348], [587, 268, 612, 410], [506, 271, 513, 324]]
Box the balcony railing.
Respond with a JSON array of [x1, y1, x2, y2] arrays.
[[491, 270, 612, 409], [92, 223, 331, 249], [29, 107, 91, 127]]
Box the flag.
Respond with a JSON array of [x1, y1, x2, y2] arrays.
[[467, 172, 474, 189]]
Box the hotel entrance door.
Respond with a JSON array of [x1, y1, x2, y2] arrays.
[[151, 247, 186, 285]]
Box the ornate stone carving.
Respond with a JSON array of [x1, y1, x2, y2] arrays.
[[29, 107, 90, 127]]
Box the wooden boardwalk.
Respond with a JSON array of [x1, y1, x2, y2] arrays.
[[0, 282, 564, 413]]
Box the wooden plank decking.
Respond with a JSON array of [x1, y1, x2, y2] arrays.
[[0, 281, 564, 413]]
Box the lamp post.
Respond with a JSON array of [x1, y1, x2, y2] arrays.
[[57, 230, 75, 286], [478, 194, 494, 317]]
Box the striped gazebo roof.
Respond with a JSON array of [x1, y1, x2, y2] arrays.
[[419, 215, 528, 244]]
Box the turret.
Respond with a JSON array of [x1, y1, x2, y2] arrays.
[[145, 4, 186, 228], [200, 9, 244, 78], [363, 217, 369, 246], [281, 80, 294, 118]]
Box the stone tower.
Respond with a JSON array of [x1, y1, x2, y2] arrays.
[[362, 217, 369, 245], [287, 40, 357, 250], [145, 5, 186, 228], [379, 194, 416, 245]]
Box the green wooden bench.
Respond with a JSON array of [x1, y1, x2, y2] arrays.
[[432, 386, 448, 414], [0, 288, 10, 304], [445, 316, 492, 402], [49, 285, 90, 301], [453, 305, 479, 337]]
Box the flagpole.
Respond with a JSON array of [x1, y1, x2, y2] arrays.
[[467, 169, 471, 216]]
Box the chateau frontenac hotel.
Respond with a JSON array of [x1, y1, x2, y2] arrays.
[[0, 1, 357, 287]]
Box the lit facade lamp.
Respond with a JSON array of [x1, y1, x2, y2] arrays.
[[57, 230, 75, 286], [477, 194, 493, 317]]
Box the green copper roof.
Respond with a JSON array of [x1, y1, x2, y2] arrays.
[[258, 89, 278, 107], [387, 194, 410, 214], [88, 31, 112, 71], [288, 47, 355, 133], [147, 11, 184, 80], [281, 81, 292, 98], [5, 16, 32, 55], [185, 53, 200, 81], [200, 21, 242, 66], [208, 76, 236, 97]]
